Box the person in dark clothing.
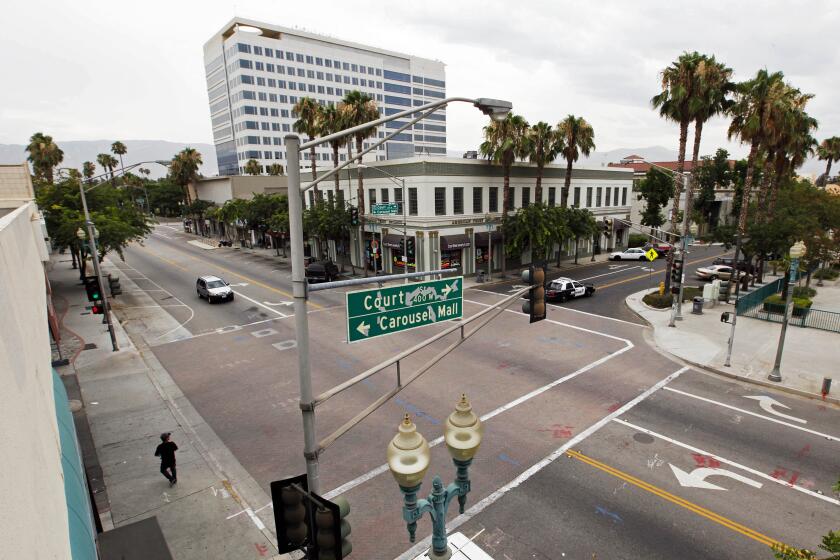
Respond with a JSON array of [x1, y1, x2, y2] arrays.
[[155, 432, 178, 486]]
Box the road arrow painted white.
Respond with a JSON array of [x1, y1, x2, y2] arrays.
[[669, 464, 763, 491], [263, 301, 293, 307], [608, 264, 629, 270], [230, 282, 250, 287], [744, 395, 807, 424], [356, 321, 371, 337]]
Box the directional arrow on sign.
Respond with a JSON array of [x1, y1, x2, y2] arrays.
[[743, 396, 807, 424], [669, 464, 763, 491], [441, 281, 459, 298], [356, 321, 371, 337]]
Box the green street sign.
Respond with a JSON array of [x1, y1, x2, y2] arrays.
[[371, 202, 399, 215], [345, 277, 463, 343]]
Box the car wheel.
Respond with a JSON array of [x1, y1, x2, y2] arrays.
[[639, 256, 647, 261], [559, 294, 568, 303], [586, 290, 593, 297]]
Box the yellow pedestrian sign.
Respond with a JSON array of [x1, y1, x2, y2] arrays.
[[645, 248, 659, 262]]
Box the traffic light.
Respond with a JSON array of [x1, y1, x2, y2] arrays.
[[521, 263, 547, 323], [315, 495, 352, 560], [603, 218, 613, 237], [271, 474, 310, 554], [84, 276, 100, 302], [350, 207, 359, 226], [108, 274, 122, 297], [671, 257, 684, 286]]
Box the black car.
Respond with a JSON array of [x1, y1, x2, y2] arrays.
[[305, 260, 339, 283], [546, 277, 595, 302]]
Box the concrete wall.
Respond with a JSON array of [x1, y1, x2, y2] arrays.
[[0, 202, 72, 559]]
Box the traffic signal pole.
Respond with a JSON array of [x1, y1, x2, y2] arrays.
[[79, 181, 118, 352]]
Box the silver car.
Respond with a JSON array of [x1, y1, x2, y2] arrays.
[[196, 275, 234, 303]]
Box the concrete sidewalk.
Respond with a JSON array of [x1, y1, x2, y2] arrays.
[[48, 254, 284, 559], [626, 284, 840, 404]]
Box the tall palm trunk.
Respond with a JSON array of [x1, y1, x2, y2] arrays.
[[755, 149, 775, 224], [332, 144, 340, 192], [664, 118, 690, 290], [825, 158, 833, 180], [355, 136, 367, 277], [535, 164, 544, 205], [310, 145, 320, 200], [738, 139, 761, 233], [561, 159, 573, 208], [683, 118, 704, 236]]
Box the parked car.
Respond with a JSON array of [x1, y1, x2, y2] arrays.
[[696, 265, 749, 281], [643, 242, 673, 257], [196, 275, 234, 303], [305, 260, 339, 283], [610, 247, 648, 261], [546, 277, 595, 302], [712, 256, 751, 271]]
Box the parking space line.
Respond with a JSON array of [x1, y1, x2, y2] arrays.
[[395, 366, 690, 560], [612, 418, 840, 506], [565, 450, 781, 549], [232, 289, 288, 318], [662, 387, 840, 442]]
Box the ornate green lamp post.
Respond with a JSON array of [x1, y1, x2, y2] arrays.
[[769, 240, 807, 382], [387, 394, 483, 560]]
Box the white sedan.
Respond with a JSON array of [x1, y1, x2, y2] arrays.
[[696, 264, 747, 281], [609, 247, 648, 261]]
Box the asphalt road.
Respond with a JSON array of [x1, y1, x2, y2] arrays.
[[110, 224, 837, 560]]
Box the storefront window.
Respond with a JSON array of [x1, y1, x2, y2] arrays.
[[441, 249, 462, 269], [390, 238, 416, 270]]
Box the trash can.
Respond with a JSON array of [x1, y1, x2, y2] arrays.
[[692, 296, 704, 315]]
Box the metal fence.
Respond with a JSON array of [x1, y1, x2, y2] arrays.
[[737, 277, 840, 333]]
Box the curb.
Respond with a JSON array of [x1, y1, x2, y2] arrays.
[[624, 293, 840, 407]]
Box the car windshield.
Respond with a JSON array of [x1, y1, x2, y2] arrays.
[[207, 280, 226, 289]]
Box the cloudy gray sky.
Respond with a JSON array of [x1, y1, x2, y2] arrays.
[[2, 0, 838, 168]]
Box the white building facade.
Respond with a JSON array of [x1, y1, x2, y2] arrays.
[[203, 18, 446, 176], [304, 157, 634, 276]]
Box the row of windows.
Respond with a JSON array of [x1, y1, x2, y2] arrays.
[[231, 88, 381, 106], [235, 61, 387, 90], [234, 43, 384, 76], [382, 107, 447, 121], [431, 186, 630, 216]]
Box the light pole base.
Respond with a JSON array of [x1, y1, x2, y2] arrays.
[[768, 371, 782, 383], [427, 546, 452, 560]]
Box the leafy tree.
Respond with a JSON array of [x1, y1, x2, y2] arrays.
[[26, 132, 64, 183], [556, 115, 596, 208], [816, 136, 840, 186], [268, 208, 290, 257], [268, 163, 284, 176], [168, 147, 203, 205], [566, 207, 598, 264], [246, 193, 288, 246], [523, 122, 560, 204], [146, 178, 185, 216], [82, 161, 96, 181], [480, 112, 529, 275], [185, 199, 215, 236], [244, 159, 262, 175], [216, 198, 250, 242], [303, 198, 351, 258], [293, 96, 323, 182], [503, 203, 570, 263], [638, 168, 674, 235], [692, 148, 731, 229]]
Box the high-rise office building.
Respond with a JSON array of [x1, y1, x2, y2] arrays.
[[203, 18, 447, 176]]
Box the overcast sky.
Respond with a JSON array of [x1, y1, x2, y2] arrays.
[[2, 0, 838, 167]]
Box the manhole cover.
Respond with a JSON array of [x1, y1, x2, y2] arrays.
[[83, 343, 98, 350], [633, 432, 655, 444]]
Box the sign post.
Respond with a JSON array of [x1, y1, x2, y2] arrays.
[[345, 277, 463, 343], [372, 202, 399, 215]]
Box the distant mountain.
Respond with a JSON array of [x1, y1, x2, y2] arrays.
[[0, 140, 217, 178]]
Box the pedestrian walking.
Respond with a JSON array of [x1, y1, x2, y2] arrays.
[[155, 432, 178, 486]]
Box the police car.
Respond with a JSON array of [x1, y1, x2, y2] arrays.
[[546, 277, 596, 302]]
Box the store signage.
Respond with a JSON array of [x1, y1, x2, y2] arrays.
[[345, 277, 463, 343]]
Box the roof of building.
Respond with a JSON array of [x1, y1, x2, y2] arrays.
[[0, 163, 35, 209], [608, 159, 735, 174]]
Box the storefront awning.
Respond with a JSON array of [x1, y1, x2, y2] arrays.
[[381, 234, 404, 249], [440, 234, 471, 251], [474, 231, 502, 245]]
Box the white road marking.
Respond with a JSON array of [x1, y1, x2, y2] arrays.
[[250, 328, 278, 338], [663, 387, 839, 442], [578, 266, 643, 281], [668, 464, 763, 491], [612, 418, 840, 505], [395, 367, 690, 560], [272, 340, 297, 352], [743, 395, 807, 424], [233, 289, 288, 318], [262, 300, 293, 307]]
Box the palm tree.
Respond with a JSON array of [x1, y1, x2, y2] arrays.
[[111, 141, 128, 182], [479, 112, 529, 276], [817, 136, 840, 185], [82, 161, 96, 181], [244, 159, 262, 176], [766, 90, 817, 215], [339, 91, 379, 276], [556, 115, 596, 208], [25, 132, 64, 183], [727, 69, 788, 234], [168, 147, 203, 205], [524, 122, 560, 204], [317, 104, 349, 194], [293, 97, 323, 183], [267, 163, 284, 176], [96, 153, 118, 184]]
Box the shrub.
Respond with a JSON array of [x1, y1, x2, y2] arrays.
[[628, 233, 649, 248], [764, 294, 813, 317], [814, 268, 839, 280], [792, 286, 816, 299], [643, 292, 672, 308]]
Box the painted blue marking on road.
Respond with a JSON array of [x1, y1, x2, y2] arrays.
[[595, 505, 623, 524], [497, 453, 521, 466], [394, 397, 440, 425], [233, 335, 248, 341]]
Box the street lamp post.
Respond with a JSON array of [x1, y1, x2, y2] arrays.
[[286, 96, 511, 494], [484, 213, 493, 282], [387, 395, 483, 560], [768, 240, 807, 383]]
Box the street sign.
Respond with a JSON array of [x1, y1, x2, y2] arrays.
[[345, 277, 463, 343], [371, 202, 399, 215], [645, 248, 659, 262]]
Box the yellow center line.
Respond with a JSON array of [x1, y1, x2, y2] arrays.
[[137, 245, 189, 272], [597, 252, 730, 290], [565, 449, 782, 549]]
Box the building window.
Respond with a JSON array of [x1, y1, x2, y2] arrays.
[[605, 187, 611, 206], [381, 188, 389, 203], [472, 187, 483, 213], [586, 187, 593, 207], [622, 187, 628, 206], [435, 187, 446, 216], [521, 187, 530, 208], [368, 189, 376, 207], [489, 187, 499, 213], [409, 187, 418, 215], [573, 187, 581, 208], [614, 187, 620, 206], [453, 187, 464, 215], [548, 187, 556, 206], [394, 187, 403, 213], [596, 187, 602, 207]]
